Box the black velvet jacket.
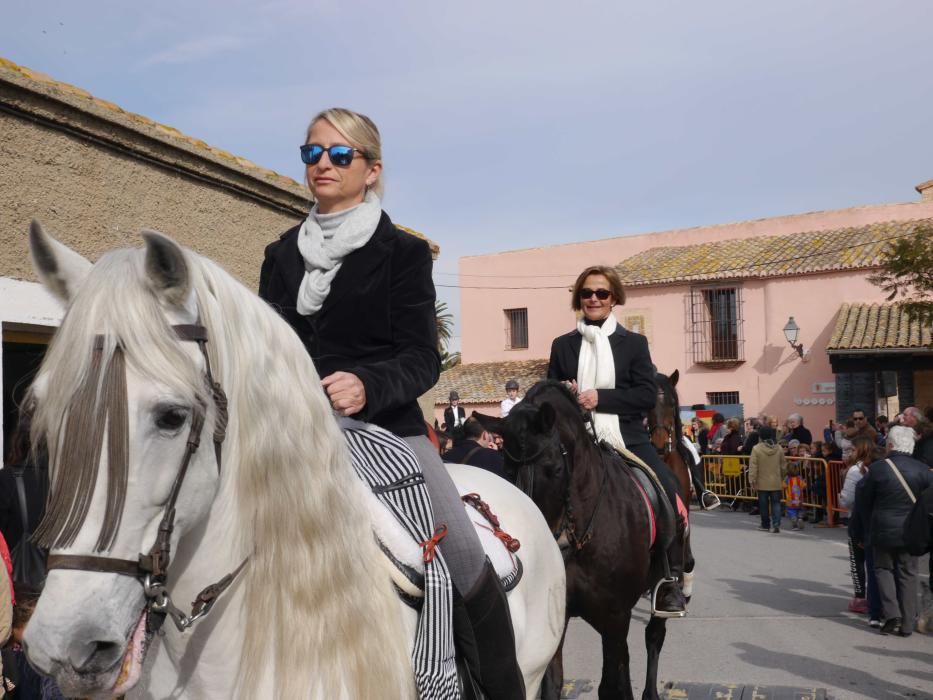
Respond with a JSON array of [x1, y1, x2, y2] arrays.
[[547, 324, 657, 447], [856, 452, 933, 549], [258, 211, 440, 437]]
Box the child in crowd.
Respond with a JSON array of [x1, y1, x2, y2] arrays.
[[785, 461, 806, 530]]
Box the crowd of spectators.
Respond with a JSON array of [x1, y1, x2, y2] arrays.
[[685, 404, 933, 638]]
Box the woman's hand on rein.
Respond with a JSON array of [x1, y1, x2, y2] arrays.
[[322, 371, 367, 416], [577, 389, 599, 412]]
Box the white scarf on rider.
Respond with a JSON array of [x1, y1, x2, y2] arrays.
[[576, 312, 626, 451], [296, 190, 382, 316]]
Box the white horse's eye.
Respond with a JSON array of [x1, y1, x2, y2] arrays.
[[154, 404, 190, 432]]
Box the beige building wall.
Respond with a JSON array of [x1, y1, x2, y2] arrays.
[[0, 57, 320, 457], [0, 58, 310, 288]]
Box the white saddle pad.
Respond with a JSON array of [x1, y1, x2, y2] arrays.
[[363, 473, 521, 600]]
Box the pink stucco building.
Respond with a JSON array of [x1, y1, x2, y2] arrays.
[[434, 182, 933, 431]]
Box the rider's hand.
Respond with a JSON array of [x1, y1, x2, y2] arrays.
[[577, 389, 598, 412], [322, 371, 366, 416], [562, 379, 578, 395]]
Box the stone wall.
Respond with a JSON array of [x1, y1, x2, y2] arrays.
[[0, 58, 311, 289]]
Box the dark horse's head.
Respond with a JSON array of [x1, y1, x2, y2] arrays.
[[647, 369, 682, 454], [487, 380, 596, 534]]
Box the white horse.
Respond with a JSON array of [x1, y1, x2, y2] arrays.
[[23, 222, 566, 700]]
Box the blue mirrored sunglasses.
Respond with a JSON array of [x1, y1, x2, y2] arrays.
[[299, 144, 365, 167]]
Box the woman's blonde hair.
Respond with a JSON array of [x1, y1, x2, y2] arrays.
[[306, 107, 384, 198], [726, 417, 740, 431]]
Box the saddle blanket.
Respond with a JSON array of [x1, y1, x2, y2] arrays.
[[363, 462, 522, 601], [342, 419, 521, 597]]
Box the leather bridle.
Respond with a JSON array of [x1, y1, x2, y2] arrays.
[[45, 323, 247, 633], [505, 421, 606, 554]]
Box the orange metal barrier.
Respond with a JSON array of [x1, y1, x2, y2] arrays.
[[702, 455, 841, 526], [824, 459, 849, 526]]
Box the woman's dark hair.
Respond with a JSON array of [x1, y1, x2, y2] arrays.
[[851, 436, 876, 468], [570, 265, 626, 310], [759, 426, 776, 441], [713, 413, 725, 424]]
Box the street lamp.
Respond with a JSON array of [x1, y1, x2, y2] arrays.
[[783, 317, 805, 358]]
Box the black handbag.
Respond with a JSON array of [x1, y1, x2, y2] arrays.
[[10, 467, 48, 587]]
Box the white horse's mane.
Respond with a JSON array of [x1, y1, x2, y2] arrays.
[[33, 245, 413, 698]]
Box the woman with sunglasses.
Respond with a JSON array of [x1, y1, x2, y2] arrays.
[[547, 264, 689, 617], [258, 108, 523, 698]]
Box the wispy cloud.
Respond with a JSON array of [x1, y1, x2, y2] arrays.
[[140, 34, 246, 68]]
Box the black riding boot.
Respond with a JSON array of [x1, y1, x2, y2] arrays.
[[452, 557, 526, 699], [688, 453, 721, 510], [653, 525, 687, 617]]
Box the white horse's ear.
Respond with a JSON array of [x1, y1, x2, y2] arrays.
[[28, 220, 93, 305], [141, 230, 190, 307]]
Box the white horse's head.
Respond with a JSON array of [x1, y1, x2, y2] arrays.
[[22, 221, 414, 700], [24, 222, 224, 697]]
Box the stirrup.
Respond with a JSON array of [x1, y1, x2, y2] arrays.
[[650, 577, 686, 619], [700, 490, 721, 511]]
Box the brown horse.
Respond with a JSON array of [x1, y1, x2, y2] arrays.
[[647, 370, 697, 597], [490, 380, 687, 700]]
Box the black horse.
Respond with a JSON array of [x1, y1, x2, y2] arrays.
[[647, 370, 697, 597], [492, 380, 686, 700]]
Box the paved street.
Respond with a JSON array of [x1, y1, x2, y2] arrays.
[[559, 508, 932, 700]]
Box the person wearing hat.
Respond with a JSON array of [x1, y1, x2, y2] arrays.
[[444, 390, 466, 434], [500, 379, 521, 418]]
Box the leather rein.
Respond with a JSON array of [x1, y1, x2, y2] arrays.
[[46, 324, 247, 633]]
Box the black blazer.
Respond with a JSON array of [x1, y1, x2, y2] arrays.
[[443, 405, 466, 430], [547, 324, 657, 447], [258, 211, 440, 437]]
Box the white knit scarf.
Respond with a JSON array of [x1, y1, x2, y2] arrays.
[[576, 313, 626, 451], [296, 190, 382, 315]]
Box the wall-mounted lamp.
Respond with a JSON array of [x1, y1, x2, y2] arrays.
[[783, 316, 805, 358]]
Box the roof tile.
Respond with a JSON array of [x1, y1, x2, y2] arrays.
[[828, 303, 933, 351], [433, 359, 549, 405], [616, 220, 931, 286]]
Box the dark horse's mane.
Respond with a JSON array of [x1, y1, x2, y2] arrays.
[[523, 379, 577, 409], [653, 372, 694, 468], [521, 380, 593, 444]]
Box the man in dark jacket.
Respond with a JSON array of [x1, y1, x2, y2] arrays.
[[857, 426, 933, 636], [443, 391, 466, 437], [845, 408, 879, 443], [443, 418, 513, 482]]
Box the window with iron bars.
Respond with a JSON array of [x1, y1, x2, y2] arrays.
[[504, 308, 528, 349], [707, 391, 740, 405], [688, 286, 745, 364]]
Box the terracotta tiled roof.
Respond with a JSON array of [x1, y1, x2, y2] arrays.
[[614, 219, 931, 287], [434, 359, 549, 405], [0, 56, 439, 256], [827, 303, 933, 352]]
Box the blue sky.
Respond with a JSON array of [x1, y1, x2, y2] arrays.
[[3, 1, 933, 348]]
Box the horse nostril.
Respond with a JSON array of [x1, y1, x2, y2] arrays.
[[71, 638, 125, 674]]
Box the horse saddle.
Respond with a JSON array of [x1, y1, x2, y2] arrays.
[[339, 418, 522, 608], [371, 488, 524, 609], [601, 442, 677, 552]]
